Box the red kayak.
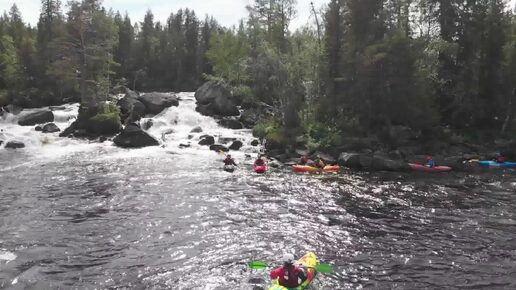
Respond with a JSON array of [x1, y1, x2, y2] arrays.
[[254, 164, 267, 173], [409, 163, 452, 172]]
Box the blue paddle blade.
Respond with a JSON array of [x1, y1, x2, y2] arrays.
[[248, 261, 268, 269]]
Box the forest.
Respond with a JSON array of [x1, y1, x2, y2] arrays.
[[1, 0, 516, 149]]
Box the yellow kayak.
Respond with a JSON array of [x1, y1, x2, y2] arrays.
[[269, 252, 318, 290]]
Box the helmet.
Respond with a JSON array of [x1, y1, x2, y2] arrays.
[[496, 152, 501, 157], [283, 253, 295, 266], [227, 154, 231, 158]]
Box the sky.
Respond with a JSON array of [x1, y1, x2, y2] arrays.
[[0, 0, 328, 29]]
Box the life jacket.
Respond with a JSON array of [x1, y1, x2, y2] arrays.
[[496, 156, 505, 163], [271, 265, 303, 288], [223, 158, 235, 165]]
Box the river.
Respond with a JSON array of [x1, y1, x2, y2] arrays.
[[1, 93, 516, 289]]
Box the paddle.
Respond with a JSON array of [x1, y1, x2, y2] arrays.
[[248, 261, 333, 273]]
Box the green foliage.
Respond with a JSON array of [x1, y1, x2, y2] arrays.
[[252, 119, 279, 139], [206, 29, 250, 85], [88, 102, 122, 134]]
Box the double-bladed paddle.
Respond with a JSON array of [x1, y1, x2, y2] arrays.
[[248, 261, 333, 273]]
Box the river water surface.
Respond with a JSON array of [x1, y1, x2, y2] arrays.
[[1, 94, 516, 289]]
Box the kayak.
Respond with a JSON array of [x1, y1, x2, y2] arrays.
[[254, 164, 267, 173], [292, 165, 340, 173], [269, 252, 317, 290], [478, 160, 516, 168], [223, 165, 235, 172], [409, 163, 452, 172]]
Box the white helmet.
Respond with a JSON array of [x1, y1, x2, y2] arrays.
[[283, 253, 295, 265]]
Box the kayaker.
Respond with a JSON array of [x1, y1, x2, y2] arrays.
[[223, 154, 237, 166], [299, 155, 310, 165], [424, 155, 434, 168], [494, 152, 505, 163], [270, 253, 307, 288], [254, 155, 265, 166], [314, 158, 326, 169]]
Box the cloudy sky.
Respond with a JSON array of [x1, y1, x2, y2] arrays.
[[0, 0, 328, 29]]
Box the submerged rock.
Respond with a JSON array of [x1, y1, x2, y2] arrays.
[[138, 92, 179, 115], [113, 124, 159, 148], [190, 126, 203, 133], [210, 144, 229, 152], [251, 139, 260, 146], [5, 141, 25, 149], [229, 140, 243, 151], [41, 123, 60, 133], [198, 135, 215, 146], [18, 110, 54, 126], [218, 118, 243, 129]]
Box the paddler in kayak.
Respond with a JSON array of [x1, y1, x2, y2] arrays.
[[424, 155, 434, 168], [299, 155, 311, 165], [314, 157, 326, 169], [223, 154, 237, 166], [494, 152, 505, 163], [270, 253, 307, 288], [254, 154, 265, 166]]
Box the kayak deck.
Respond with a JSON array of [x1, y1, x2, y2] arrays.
[[478, 160, 516, 168], [268, 252, 317, 290]]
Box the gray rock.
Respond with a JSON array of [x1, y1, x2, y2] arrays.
[[117, 91, 146, 123], [195, 81, 239, 116], [219, 118, 243, 129], [138, 92, 179, 115], [251, 139, 260, 146], [190, 126, 203, 133], [5, 141, 25, 149], [199, 135, 215, 146], [210, 144, 229, 152], [229, 140, 243, 151], [338, 152, 409, 171], [41, 123, 60, 133], [113, 124, 160, 148], [179, 143, 191, 148], [35, 125, 43, 131], [18, 110, 54, 126]]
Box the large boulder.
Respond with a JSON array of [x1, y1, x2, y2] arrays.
[[18, 110, 54, 126], [5, 141, 25, 149], [229, 140, 243, 151], [138, 92, 179, 115], [41, 123, 60, 133], [219, 118, 243, 129], [338, 152, 409, 171], [117, 90, 146, 123], [199, 135, 215, 146], [195, 81, 239, 116], [113, 124, 160, 148]]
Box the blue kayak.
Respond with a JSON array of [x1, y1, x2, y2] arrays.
[[478, 161, 516, 168]]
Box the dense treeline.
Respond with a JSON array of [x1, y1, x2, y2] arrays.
[[1, 0, 516, 146], [0, 0, 217, 109]]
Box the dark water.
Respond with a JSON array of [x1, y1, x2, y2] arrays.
[[1, 149, 516, 289]]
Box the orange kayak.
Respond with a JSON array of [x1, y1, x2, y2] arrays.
[[292, 165, 340, 173]]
